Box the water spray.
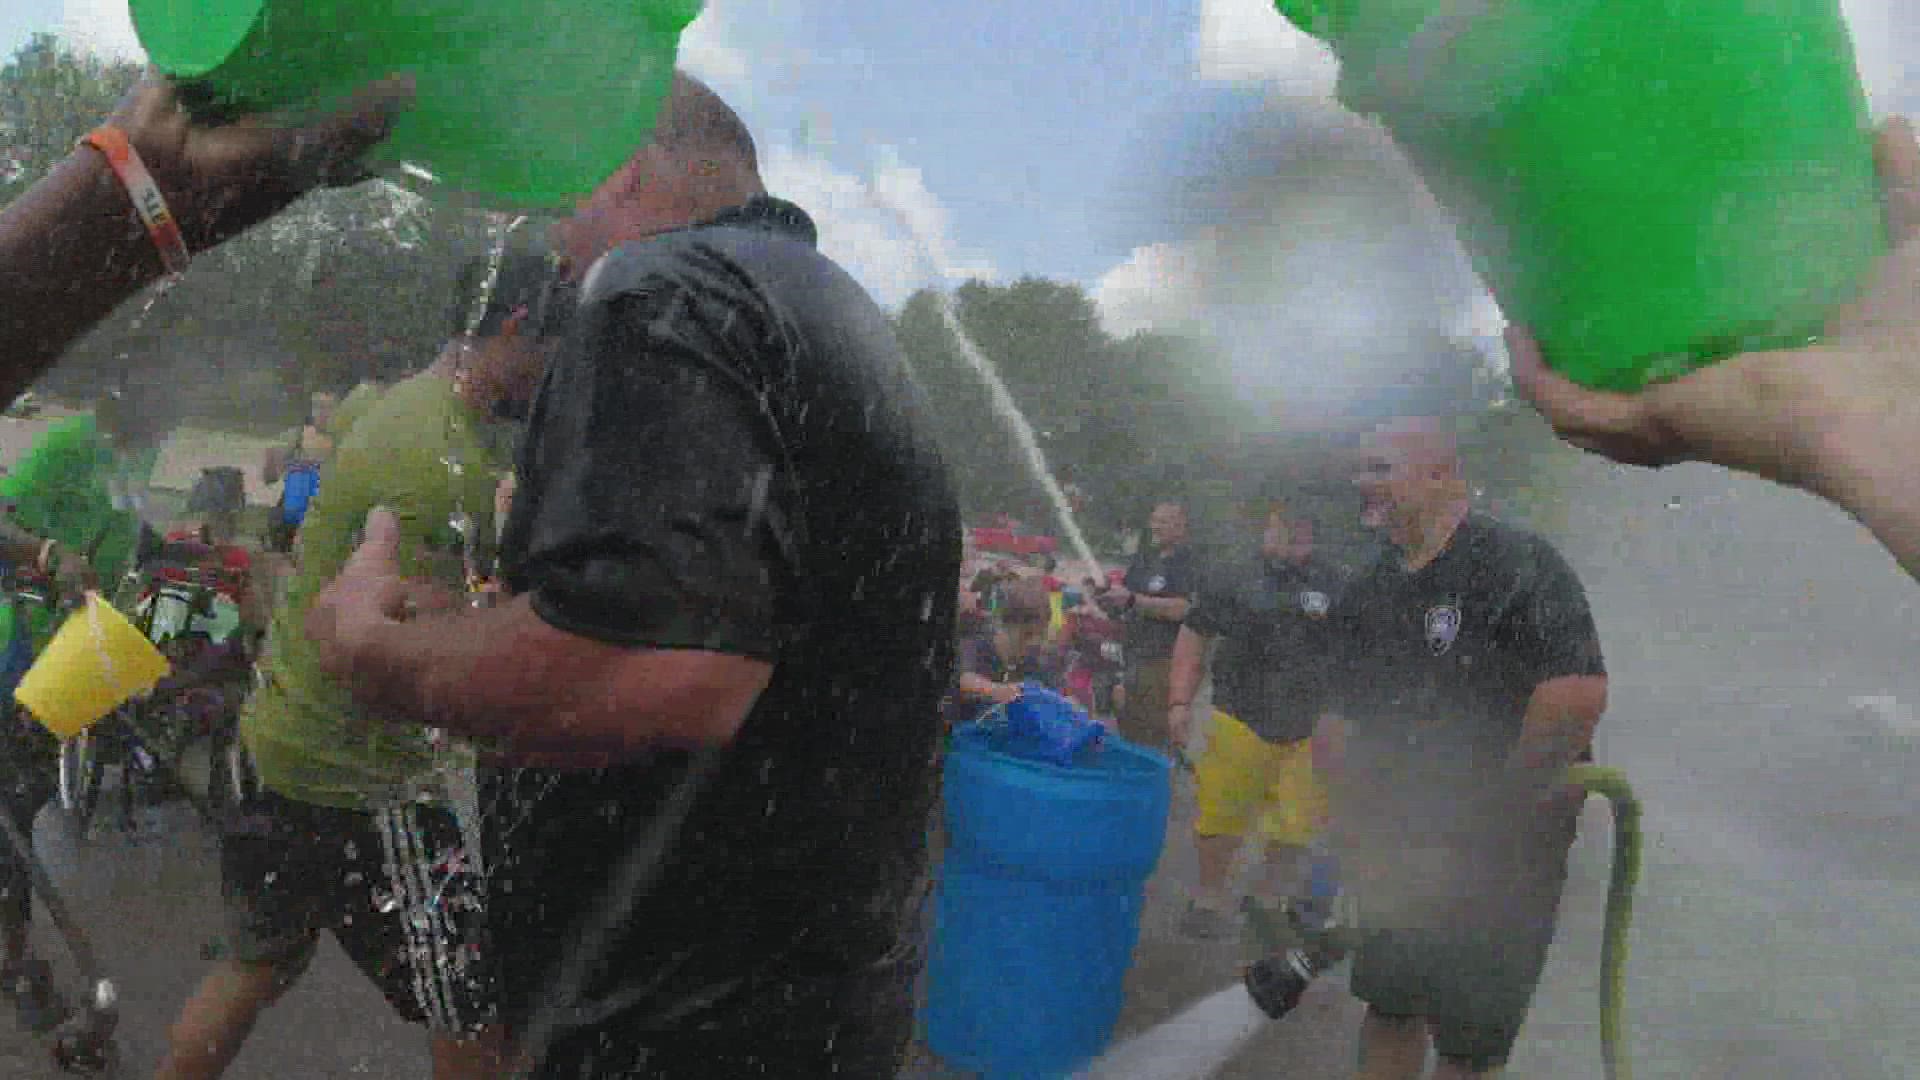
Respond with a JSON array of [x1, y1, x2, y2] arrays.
[[1239, 763, 1642, 1080], [859, 178, 1101, 572]]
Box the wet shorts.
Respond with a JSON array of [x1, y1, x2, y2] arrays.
[[220, 789, 493, 1035], [1193, 710, 1326, 847], [1346, 841, 1571, 1074], [1351, 927, 1556, 1071]]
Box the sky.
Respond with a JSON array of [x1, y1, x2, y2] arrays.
[[11, 0, 1920, 355]]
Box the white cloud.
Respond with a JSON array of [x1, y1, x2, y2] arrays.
[[678, 4, 751, 98], [1842, 0, 1920, 115], [1193, 0, 1337, 97], [761, 144, 996, 307], [1091, 240, 1208, 337], [61, 0, 144, 60]]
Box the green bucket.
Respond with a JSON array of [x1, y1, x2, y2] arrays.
[[130, 0, 705, 209], [1274, 0, 1885, 391]]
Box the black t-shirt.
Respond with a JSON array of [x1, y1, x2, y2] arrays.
[[1121, 544, 1198, 660], [486, 197, 961, 1060], [1329, 514, 1605, 835], [1185, 554, 1344, 743]]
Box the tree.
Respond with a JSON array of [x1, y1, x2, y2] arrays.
[[0, 33, 141, 204]]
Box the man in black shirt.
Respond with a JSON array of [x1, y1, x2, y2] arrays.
[[1168, 504, 1343, 940], [305, 74, 961, 1078], [1106, 500, 1197, 749], [1324, 418, 1607, 1080]]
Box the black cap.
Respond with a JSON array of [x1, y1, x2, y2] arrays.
[[450, 254, 572, 340]]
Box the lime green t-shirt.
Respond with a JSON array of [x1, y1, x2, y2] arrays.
[[328, 381, 381, 444], [0, 415, 151, 650], [242, 374, 505, 810]]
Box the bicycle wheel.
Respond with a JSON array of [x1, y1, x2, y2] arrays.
[[56, 733, 101, 841]]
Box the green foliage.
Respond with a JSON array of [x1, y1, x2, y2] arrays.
[[0, 33, 141, 203]]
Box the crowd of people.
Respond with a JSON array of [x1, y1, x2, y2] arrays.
[[945, 432, 1606, 1078], [0, 45, 1915, 1080]]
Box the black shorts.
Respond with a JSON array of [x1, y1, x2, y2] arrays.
[[520, 961, 919, 1079], [220, 789, 493, 1034], [1347, 851, 1572, 1071]]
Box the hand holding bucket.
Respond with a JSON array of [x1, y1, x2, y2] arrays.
[[129, 0, 706, 208], [16, 593, 171, 739]]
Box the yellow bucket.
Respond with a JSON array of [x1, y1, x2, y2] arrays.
[[16, 593, 170, 738]]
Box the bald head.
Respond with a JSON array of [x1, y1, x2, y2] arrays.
[[653, 73, 759, 174], [1356, 415, 1470, 548], [559, 72, 767, 273], [1370, 415, 1462, 481]]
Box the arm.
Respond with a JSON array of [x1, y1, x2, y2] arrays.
[[957, 672, 1021, 705], [0, 152, 165, 399], [261, 444, 287, 485], [330, 592, 769, 763], [1135, 594, 1191, 623], [1167, 624, 1208, 708], [0, 74, 409, 402], [312, 261, 795, 767], [1499, 539, 1609, 802], [1509, 675, 1608, 777]]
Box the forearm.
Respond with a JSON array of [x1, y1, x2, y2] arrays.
[[338, 596, 734, 763], [1167, 626, 1207, 706], [1509, 679, 1606, 784], [956, 673, 1005, 698], [0, 150, 166, 402], [1811, 420, 1920, 581], [1136, 595, 1190, 622], [341, 598, 557, 743]]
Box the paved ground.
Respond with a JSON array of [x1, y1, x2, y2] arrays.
[[0, 426, 1912, 1077]]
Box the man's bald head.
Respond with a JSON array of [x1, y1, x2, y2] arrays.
[[652, 73, 759, 174], [1369, 415, 1462, 481], [558, 72, 767, 273]]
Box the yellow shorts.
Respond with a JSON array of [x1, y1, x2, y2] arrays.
[[1192, 710, 1327, 847]]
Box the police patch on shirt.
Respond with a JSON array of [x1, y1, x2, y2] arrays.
[[1147, 575, 1167, 593], [1424, 604, 1461, 655], [1300, 590, 1330, 618]]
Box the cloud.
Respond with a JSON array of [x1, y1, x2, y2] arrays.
[[678, 4, 751, 97], [761, 143, 996, 307], [1193, 0, 1337, 97], [1091, 241, 1208, 337], [61, 0, 144, 60], [1842, 0, 1920, 115], [681, 3, 995, 304]]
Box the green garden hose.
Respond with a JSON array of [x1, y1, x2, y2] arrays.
[[1563, 764, 1641, 1080]]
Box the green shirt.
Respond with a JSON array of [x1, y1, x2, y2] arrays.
[[0, 415, 151, 651], [328, 382, 381, 444], [242, 375, 505, 810]]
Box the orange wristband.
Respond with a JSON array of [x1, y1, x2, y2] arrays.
[[78, 125, 191, 277]]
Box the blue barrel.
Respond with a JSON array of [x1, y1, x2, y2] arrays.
[[924, 721, 1172, 1077]]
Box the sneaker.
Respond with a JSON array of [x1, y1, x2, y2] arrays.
[[1178, 898, 1239, 941], [1, 955, 71, 1034]]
